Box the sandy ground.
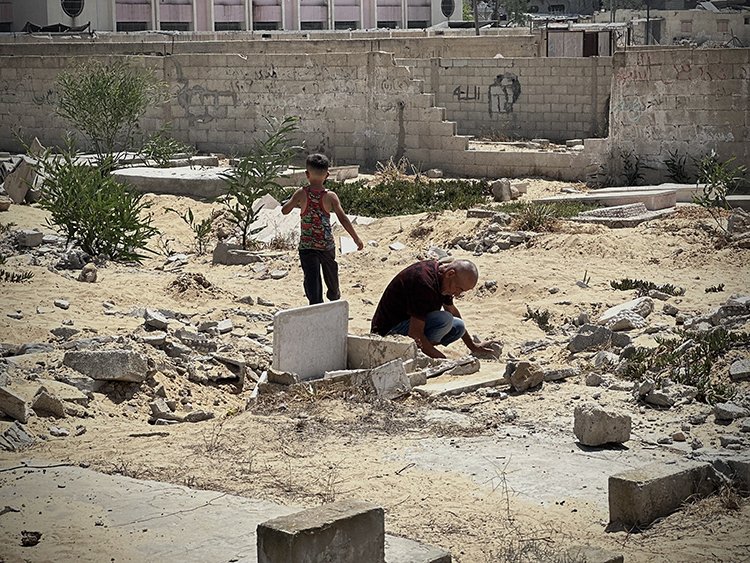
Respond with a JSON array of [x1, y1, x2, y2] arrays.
[[1, 178, 749, 562]]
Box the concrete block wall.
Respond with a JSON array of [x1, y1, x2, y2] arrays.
[[0, 51, 468, 172], [398, 56, 613, 142], [609, 48, 750, 183]]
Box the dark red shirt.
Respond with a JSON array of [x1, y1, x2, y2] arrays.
[[371, 260, 454, 335]]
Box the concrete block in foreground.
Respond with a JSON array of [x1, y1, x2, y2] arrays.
[[608, 461, 721, 528], [347, 334, 417, 370], [257, 499, 385, 563]]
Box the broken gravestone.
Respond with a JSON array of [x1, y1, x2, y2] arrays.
[[574, 403, 631, 446], [63, 350, 150, 382]]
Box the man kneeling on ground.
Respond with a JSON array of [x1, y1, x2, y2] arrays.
[[371, 259, 498, 359]]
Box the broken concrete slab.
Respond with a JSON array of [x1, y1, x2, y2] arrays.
[[16, 229, 43, 248], [598, 297, 653, 325], [413, 372, 509, 397], [0, 421, 34, 451], [3, 158, 36, 204], [0, 463, 448, 562], [698, 451, 750, 494], [62, 350, 150, 383], [608, 461, 722, 528], [212, 242, 265, 265], [0, 386, 31, 423], [729, 359, 750, 381], [113, 165, 230, 198], [257, 500, 385, 563], [31, 390, 67, 418], [535, 189, 677, 211], [574, 403, 631, 446], [144, 309, 169, 330], [369, 359, 411, 399], [273, 301, 348, 380], [347, 334, 417, 370], [572, 202, 675, 228]]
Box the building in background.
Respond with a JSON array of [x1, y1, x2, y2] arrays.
[[0, 0, 462, 32]]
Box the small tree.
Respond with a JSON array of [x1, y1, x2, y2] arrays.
[[55, 60, 169, 174], [219, 117, 300, 249], [38, 147, 158, 262], [692, 151, 747, 234]]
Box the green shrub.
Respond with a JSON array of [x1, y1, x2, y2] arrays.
[[38, 151, 158, 262], [665, 149, 692, 183], [330, 177, 486, 218], [166, 207, 213, 255], [0, 269, 34, 283], [142, 127, 196, 168], [220, 116, 299, 248], [523, 305, 553, 333], [55, 60, 168, 173], [610, 278, 683, 297], [692, 150, 747, 234]]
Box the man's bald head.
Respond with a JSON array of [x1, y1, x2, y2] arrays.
[[440, 259, 479, 297]]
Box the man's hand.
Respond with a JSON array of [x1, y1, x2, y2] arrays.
[[469, 339, 503, 360]]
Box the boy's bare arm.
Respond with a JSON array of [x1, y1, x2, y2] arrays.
[[281, 188, 305, 215], [329, 192, 364, 249]]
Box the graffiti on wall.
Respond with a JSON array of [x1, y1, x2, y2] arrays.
[[453, 85, 481, 101], [488, 73, 521, 116]]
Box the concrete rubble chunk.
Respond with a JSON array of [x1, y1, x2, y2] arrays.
[[0, 386, 31, 423], [544, 367, 580, 382], [17, 229, 43, 248], [568, 324, 630, 353], [63, 350, 150, 383], [267, 369, 299, 386], [491, 178, 512, 202], [77, 263, 97, 283], [369, 359, 411, 399], [144, 309, 169, 330], [217, 319, 233, 334], [347, 334, 417, 370], [509, 361, 544, 392], [257, 500, 385, 563], [31, 389, 67, 418], [714, 402, 750, 421], [142, 331, 167, 347], [212, 242, 263, 265], [0, 421, 35, 451], [3, 158, 35, 204], [608, 461, 722, 528], [0, 195, 11, 211], [645, 382, 698, 408], [574, 403, 631, 446], [699, 452, 750, 494], [54, 299, 70, 310], [729, 359, 750, 381], [446, 356, 480, 376]]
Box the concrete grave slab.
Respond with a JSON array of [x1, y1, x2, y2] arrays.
[[340, 236, 358, 254], [608, 461, 722, 528], [535, 189, 677, 211], [0, 462, 447, 563], [113, 166, 230, 198], [257, 500, 385, 563], [273, 301, 348, 380], [347, 334, 417, 370], [413, 372, 509, 397]]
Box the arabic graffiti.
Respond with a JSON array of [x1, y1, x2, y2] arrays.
[[452, 84, 481, 102], [488, 73, 521, 116]]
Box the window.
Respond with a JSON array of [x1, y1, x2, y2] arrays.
[[680, 20, 692, 33], [253, 22, 279, 30], [441, 0, 455, 18], [61, 0, 84, 18], [408, 20, 429, 28], [117, 21, 148, 31], [301, 21, 325, 30], [745, 16, 750, 25], [0, 22, 11, 32], [216, 22, 242, 31], [335, 21, 358, 29], [717, 19, 728, 32], [548, 4, 565, 13], [161, 22, 191, 31], [377, 20, 398, 28], [528, 5, 540, 12]]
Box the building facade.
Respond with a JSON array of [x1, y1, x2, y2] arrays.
[[1, 0, 462, 32]]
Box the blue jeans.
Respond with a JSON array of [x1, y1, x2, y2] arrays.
[[387, 311, 465, 346]]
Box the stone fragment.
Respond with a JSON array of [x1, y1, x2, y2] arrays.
[[446, 356, 480, 376], [604, 310, 647, 331], [672, 431, 686, 442], [17, 229, 43, 248], [270, 269, 288, 280], [257, 500, 385, 563], [491, 178, 512, 202], [49, 426, 69, 437], [0, 195, 11, 211], [31, 389, 67, 418], [217, 319, 233, 334], [585, 373, 604, 387], [471, 341, 503, 360], [142, 331, 167, 347], [568, 324, 630, 353], [369, 360, 411, 399], [609, 461, 723, 528], [267, 369, 299, 386], [150, 398, 173, 418], [714, 402, 750, 421], [574, 403, 631, 446], [425, 168, 443, 179], [510, 361, 544, 392], [720, 435, 743, 448], [3, 159, 35, 204], [0, 386, 31, 423], [388, 242, 406, 251], [238, 295, 255, 305], [662, 303, 679, 316], [729, 359, 750, 381], [0, 421, 35, 451], [212, 242, 263, 265], [51, 326, 79, 340], [63, 350, 149, 382], [347, 334, 417, 370], [598, 297, 654, 325], [183, 410, 214, 423], [644, 382, 698, 407], [77, 263, 97, 283], [54, 299, 70, 310], [543, 367, 580, 381], [592, 350, 618, 368], [144, 309, 169, 330]]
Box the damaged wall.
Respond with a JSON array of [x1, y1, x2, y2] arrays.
[[401, 56, 613, 142], [608, 47, 749, 183]]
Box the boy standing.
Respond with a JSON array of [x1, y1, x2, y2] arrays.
[[281, 154, 364, 305]]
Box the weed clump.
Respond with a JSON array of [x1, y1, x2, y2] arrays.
[[523, 305, 553, 333], [624, 328, 747, 404], [610, 278, 683, 297], [0, 269, 34, 283]]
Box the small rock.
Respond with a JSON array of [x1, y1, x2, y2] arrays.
[[267, 369, 299, 386], [574, 403, 631, 446], [388, 242, 406, 251], [257, 297, 274, 307], [690, 437, 703, 450], [663, 303, 679, 316], [425, 169, 443, 179], [714, 402, 750, 421], [31, 390, 67, 418], [510, 361, 544, 392], [217, 319, 233, 334], [270, 269, 288, 280], [689, 413, 708, 425], [543, 367, 580, 382], [77, 263, 97, 283], [53, 299, 70, 310], [238, 295, 255, 305], [490, 178, 512, 202], [142, 331, 167, 347], [592, 350, 618, 368], [585, 373, 603, 387], [729, 359, 750, 381], [183, 410, 214, 423], [657, 436, 673, 445], [49, 426, 69, 437], [17, 229, 43, 248], [740, 420, 750, 433], [7, 311, 23, 320], [648, 289, 671, 301], [50, 326, 79, 340], [672, 431, 686, 442], [719, 434, 743, 448], [144, 309, 169, 330], [548, 287, 560, 294]]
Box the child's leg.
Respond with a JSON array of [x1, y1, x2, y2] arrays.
[[319, 249, 340, 301], [299, 249, 324, 305]]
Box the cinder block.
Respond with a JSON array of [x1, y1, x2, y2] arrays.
[[608, 461, 722, 528], [257, 500, 385, 563], [347, 334, 417, 370]]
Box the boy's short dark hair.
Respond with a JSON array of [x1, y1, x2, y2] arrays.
[[306, 153, 329, 172]]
